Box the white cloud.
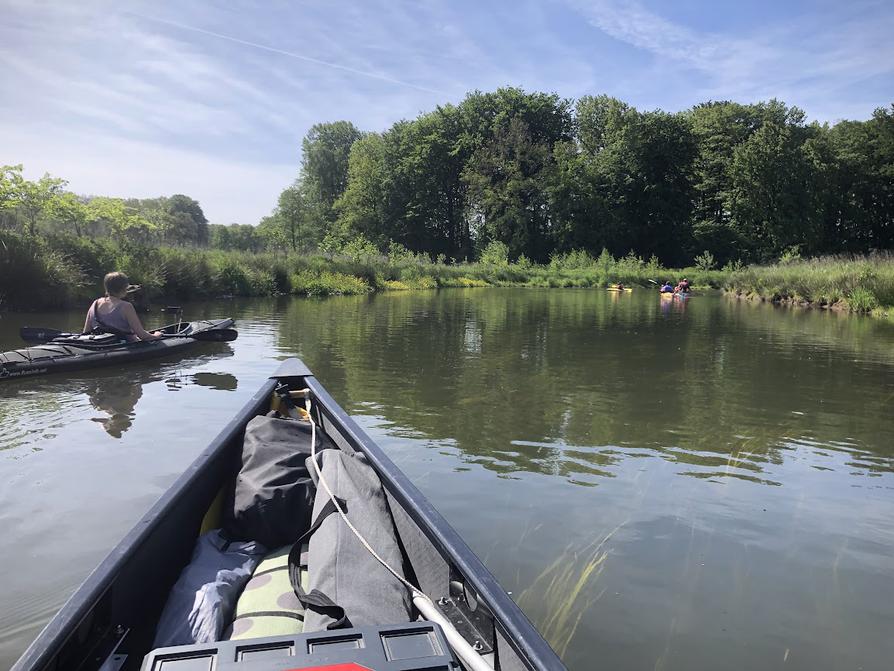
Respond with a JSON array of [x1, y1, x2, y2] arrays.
[[128, 12, 449, 96], [567, 0, 894, 120]]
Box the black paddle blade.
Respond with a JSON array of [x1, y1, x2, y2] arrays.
[[20, 326, 66, 344], [188, 328, 238, 342]]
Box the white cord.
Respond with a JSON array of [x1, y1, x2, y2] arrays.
[[304, 398, 493, 671]]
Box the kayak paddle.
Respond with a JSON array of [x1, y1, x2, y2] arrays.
[[163, 328, 239, 342], [20, 326, 68, 344]]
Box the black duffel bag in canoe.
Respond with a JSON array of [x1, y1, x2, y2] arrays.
[[225, 413, 332, 548]]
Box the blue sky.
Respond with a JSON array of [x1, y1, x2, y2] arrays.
[[2, 0, 892, 225]]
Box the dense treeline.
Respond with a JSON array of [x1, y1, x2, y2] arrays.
[[0, 165, 211, 246], [267, 90, 893, 266], [0, 165, 283, 253], [3, 90, 891, 268], [2, 88, 893, 313]]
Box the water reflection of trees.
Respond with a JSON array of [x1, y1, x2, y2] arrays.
[[274, 290, 894, 484]]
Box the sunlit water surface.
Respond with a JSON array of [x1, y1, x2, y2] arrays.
[[1, 289, 893, 670]]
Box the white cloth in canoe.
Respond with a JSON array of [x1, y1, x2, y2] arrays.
[[153, 530, 266, 648]]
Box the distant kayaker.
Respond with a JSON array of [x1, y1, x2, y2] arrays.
[[660, 281, 673, 293], [675, 278, 691, 294], [616, 282, 624, 290], [84, 272, 162, 341]]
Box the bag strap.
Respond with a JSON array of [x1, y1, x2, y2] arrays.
[[232, 610, 304, 623], [291, 587, 350, 629], [287, 497, 351, 630]]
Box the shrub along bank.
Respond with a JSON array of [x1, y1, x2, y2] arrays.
[[722, 255, 894, 315], [1, 232, 891, 318], [0, 233, 704, 308]]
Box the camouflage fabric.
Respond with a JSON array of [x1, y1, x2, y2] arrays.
[[228, 543, 308, 640]]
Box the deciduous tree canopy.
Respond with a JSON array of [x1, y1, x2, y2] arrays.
[[276, 90, 893, 264], [4, 90, 892, 267]]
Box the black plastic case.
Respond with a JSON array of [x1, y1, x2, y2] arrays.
[[140, 621, 460, 671]]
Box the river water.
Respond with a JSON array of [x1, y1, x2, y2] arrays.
[[1, 289, 893, 670]]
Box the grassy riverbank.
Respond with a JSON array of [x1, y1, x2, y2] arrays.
[[722, 255, 894, 316], [0, 233, 694, 309], [2, 232, 891, 317]]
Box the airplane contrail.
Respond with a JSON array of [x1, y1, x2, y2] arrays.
[[129, 12, 446, 96]]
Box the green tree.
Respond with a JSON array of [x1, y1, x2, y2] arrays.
[[334, 107, 473, 258], [406, 105, 473, 258], [334, 132, 389, 246], [209, 222, 233, 249], [234, 224, 263, 252], [278, 184, 312, 252], [0, 165, 22, 210], [464, 117, 556, 261], [571, 96, 697, 264], [2, 167, 67, 235], [687, 102, 765, 260], [0, 165, 23, 230], [47, 191, 89, 237], [826, 105, 894, 251], [728, 118, 822, 259], [209, 223, 262, 252], [258, 184, 313, 252], [86, 197, 155, 243], [257, 214, 283, 250], [460, 88, 573, 260], [165, 194, 209, 245], [547, 141, 608, 253], [687, 100, 816, 263], [299, 121, 363, 234]]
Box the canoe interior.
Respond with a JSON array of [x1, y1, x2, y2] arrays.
[[12, 359, 564, 671]]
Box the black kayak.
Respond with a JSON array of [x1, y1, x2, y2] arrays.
[[11, 359, 566, 671], [0, 318, 236, 381]]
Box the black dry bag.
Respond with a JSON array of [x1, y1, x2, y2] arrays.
[[225, 414, 330, 548]]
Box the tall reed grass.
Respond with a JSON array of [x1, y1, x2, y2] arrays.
[[2, 232, 891, 316], [722, 254, 894, 313], [516, 527, 618, 659]]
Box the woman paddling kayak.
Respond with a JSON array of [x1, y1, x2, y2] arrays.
[[84, 272, 162, 342]]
